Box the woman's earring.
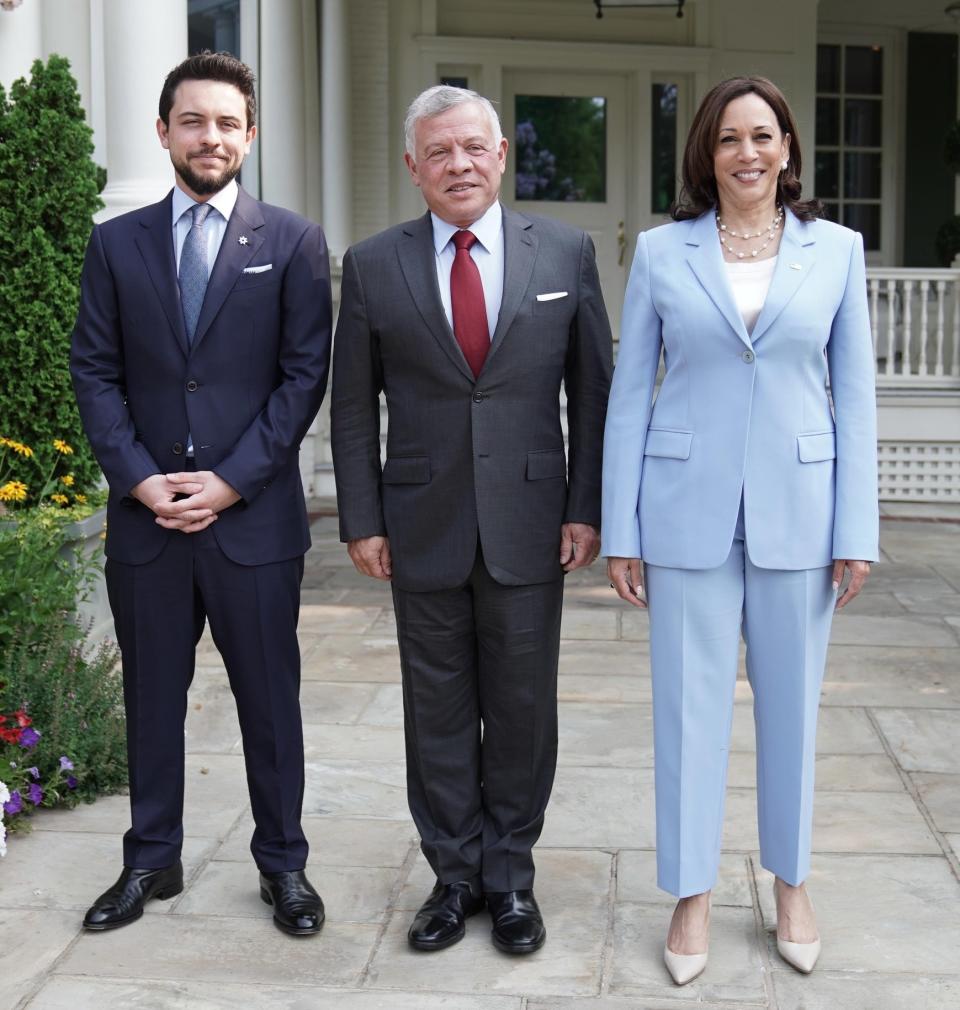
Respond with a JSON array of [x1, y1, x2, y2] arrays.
[[781, 160, 789, 172]]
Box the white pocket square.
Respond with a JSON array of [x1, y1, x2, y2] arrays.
[[536, 291, 568, 302], [243, 263, 273, 274]]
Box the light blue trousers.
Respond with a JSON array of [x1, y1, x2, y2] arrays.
[[645, 514, 835, 898]]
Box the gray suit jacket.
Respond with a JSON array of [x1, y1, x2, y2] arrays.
[[331, 206, 613, 591]]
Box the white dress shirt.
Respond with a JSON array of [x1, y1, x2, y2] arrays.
[[171, 180, 238, 455], [171, 179, 238, 278], [431, 200, 504, 341]]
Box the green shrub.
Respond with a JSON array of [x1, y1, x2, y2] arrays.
[[0, 55, 103, 504], [0, 504, 124, 834]]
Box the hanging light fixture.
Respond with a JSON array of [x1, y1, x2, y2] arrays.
[[593, 0, 685, 18]]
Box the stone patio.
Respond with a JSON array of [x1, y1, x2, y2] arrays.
[[2, 508, 959, 1010]]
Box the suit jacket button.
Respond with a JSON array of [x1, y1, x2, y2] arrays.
[[472, 391, 485, 403], [742, 349, 755, 363], [186, 379, 198, 391], [172, 442, 184, 455]]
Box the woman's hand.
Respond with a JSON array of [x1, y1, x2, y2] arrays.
[[832, 559, 870, 610], [608, 557, 646, 609]]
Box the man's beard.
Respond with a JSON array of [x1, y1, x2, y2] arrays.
[[174, 151, 241, 196]]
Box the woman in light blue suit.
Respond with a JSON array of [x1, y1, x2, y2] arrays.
[[603, 77, 878, 985]]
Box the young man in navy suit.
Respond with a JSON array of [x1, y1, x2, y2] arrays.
[[71, 52, 332, 935]]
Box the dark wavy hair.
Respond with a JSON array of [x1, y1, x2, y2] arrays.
[[672, 76, 821, 222], [159, 51, 257, 129]]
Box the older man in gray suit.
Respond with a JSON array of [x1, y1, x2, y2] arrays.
[[331, 85, 612, 955]]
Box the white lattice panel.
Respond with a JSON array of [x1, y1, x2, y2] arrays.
[[878, 442, 960, 500]]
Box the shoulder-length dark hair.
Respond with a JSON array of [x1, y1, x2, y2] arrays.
[[672, 76, 821, 222]]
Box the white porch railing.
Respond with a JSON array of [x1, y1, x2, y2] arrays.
[[867, 268, 960, 387]]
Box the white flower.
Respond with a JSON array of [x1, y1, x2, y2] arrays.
[[0, 780, 9, 806]]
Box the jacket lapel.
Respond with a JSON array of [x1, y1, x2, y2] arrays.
[[191, 187, 265, 350], [397, 212, 475, 383], [749, 210, 816, 343], [685, 209, 752, 349], [134, 192, 189, 358], [483, 206, 536, 372]]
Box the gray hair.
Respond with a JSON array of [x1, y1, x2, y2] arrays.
[[403, 85, 503, 157]]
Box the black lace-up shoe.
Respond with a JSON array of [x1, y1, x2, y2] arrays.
[[83, 861, 184, 930], [259, 869, 325, 935], [408, 878, 485, 951], [486, 889, 546, 954]]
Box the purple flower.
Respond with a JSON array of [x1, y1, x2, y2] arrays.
[[27, 783, 43, 806], [19, 727, 40, 749], [66, 776, 77, 789], [58, 756, 74, 771], [3, 790, 22, 815], [27, 766, 39, 779]]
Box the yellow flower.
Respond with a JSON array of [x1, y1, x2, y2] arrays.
[[0, 481, 28, 502], [61, 474, 75, 487], [52, 439, 74, 455], [74, 493, 87, 504], [3, 439, 34, 458], [50, 493, 69, 505]]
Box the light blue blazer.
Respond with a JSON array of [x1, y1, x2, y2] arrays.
[[602, 208, 879, 570]]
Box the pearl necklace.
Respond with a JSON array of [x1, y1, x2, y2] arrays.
[[716, 205, 783, 259]]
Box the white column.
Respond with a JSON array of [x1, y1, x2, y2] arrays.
[[321, 0, 352, 258], [0, 1, 43, 90], [41, 0, 91, 115], [97, 0, 187, 221], [259, 0, 306, 215]]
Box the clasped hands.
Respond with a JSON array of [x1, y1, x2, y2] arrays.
[[131, 471, 241, 533], [348, 522, 601, 581]]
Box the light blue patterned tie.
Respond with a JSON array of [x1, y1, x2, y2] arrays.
[[179, 203, 213, 344]]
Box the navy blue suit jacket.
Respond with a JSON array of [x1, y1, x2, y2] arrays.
[[71, 187, 332, 566]]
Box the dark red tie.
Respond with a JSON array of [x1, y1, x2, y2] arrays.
[[450, 230, 489, 378]]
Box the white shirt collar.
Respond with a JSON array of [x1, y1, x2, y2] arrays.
[[431, 200, 503, 255], [171, 179, 239, 225]]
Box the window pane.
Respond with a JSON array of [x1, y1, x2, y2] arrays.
[[515, 95, 606, 202], [844, 151, 881, 198], [188, 0, 240, 57], [815, 151, 839, 199], [817, 44, 841, 92], [816, 97, 840, 146], [844, 203, 881, 250], [845, 45, 883, 95], [822, 202, 839, 223], [844, 98, 882, 147], [440, 76, 469, 89], [651, 83, 677, 214]]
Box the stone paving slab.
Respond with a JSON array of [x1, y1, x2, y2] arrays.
[[53, 916, 379, 988], [26, 979, 525, 1010], [609, 903, 766, 1003], [368, 849, 612, 998]]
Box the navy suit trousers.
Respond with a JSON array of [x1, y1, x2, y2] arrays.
[[105, 529, 307, 872]]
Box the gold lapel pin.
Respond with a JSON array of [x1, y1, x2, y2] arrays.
[[238, 235, 249, 246]]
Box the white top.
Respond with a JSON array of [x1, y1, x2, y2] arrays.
[[725, 255, 777, 334], [171, 179, 238, 278], [431, 200, 504, 341]]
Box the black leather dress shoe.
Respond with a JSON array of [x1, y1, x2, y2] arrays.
[[486, 889, 546, 954], [408, 878, 485, 951], [259, 869, 324, 935], [83, 861, 184, 931]]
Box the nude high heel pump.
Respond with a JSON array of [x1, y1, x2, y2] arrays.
[[774, 883, 821, 973], [663, 944, 708, 985]]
